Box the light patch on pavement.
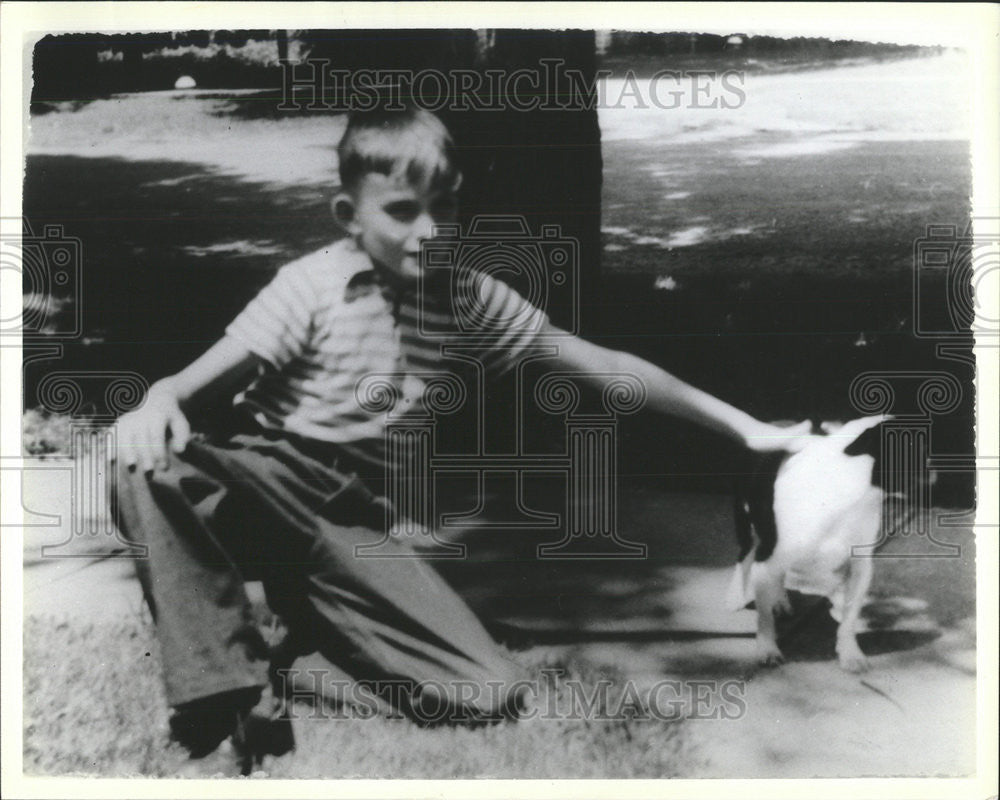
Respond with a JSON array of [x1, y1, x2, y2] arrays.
[[737, 138, 859, 158], [633, 234, 673, 247], [665, 226, 710, 247], [599, 52, 970, 146], [181, 240, 286, 257], [28, 92, 346, 188], [604, 223, 757, 249]]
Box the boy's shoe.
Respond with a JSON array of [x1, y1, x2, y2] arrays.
[[175, 738, 249, 778], [170, 687, 262, 754], [170, 687, 261, 777], [171, 686, 295, 777], [241, 695, 296, 766]]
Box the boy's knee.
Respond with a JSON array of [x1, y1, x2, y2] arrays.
[[109, 455, 139, 512], [110, 458, 161, 506], [109, 445, 206, 521]]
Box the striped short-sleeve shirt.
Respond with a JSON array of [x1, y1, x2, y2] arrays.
[[226, 238, 549, 469]]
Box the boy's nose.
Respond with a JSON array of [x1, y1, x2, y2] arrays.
[[410, 212, 435, 247]]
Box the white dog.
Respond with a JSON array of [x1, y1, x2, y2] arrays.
[[728, 415, 899, 672]]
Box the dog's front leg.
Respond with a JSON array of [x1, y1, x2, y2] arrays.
[[836, 556, 873, 672], [754, 567, 787, 666]]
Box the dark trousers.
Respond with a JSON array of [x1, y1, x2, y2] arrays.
[[112, 430, 524, 716]]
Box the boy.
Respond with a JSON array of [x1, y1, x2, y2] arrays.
[[113, 107, 807, 775]]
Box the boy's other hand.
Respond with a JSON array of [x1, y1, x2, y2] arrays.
[[115, 380, 191, 473], [743, 420, 812, 454]]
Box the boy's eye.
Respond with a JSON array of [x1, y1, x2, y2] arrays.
[[384, 201, 419, 222]]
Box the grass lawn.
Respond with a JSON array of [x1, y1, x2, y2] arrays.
[[23, 615, 694, 778]]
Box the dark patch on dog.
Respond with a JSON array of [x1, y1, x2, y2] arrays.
[[734, 451, 785, 563], [843, 421, 885, 490], [734, 419, 825, 564]]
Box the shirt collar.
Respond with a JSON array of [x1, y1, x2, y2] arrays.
[[341, 239, 396, 304], [340, 238, 450, 305]]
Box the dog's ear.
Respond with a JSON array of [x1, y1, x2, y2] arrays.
[[843, 422, 882, 457], [843, 421, 886, 491]]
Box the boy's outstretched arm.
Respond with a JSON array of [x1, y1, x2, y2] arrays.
[[545, 326, 809, 453], [116, 335, 260, 472]]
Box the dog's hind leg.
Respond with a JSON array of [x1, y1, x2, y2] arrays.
[[836, 556, 873, 672]]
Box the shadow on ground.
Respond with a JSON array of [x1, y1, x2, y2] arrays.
[[23, 154, 337, 417]]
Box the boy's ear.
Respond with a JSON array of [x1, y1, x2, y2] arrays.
[[332, 193, 359, 234]]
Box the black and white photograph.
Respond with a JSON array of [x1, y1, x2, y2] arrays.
[[2, 2, 997, 793]]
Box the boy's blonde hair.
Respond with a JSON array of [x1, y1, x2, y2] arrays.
[[337, 107, 462, 194]]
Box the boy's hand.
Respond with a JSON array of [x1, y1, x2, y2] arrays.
[[743, 420, 813, 454], [115, 380, 191, 473]]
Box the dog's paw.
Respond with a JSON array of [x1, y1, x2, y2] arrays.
[[755, 640, 785, 667], [837, 639, 870, 672], [838, 651, 870, 673], [771, 592, 792, 617]]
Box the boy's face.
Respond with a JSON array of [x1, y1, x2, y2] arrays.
[[339, 173, 458, 286]]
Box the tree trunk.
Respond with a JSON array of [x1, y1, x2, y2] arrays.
[[303, 29, 603, 334]]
